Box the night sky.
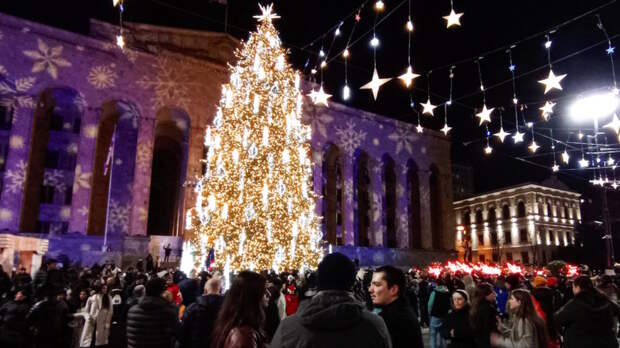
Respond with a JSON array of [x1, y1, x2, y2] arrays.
[[2, 0, 620, 195]]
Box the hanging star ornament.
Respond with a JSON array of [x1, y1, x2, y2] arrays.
[[307, 89, 319, 103], [539, 101, 556, 120], [443, 9, 463, 28], [476, 105, 494, 125], [421, 99, 437, 115], [312, 86, 332, 107], [513, 130, 525, 144], [416, 124, 423, 133], [441, 123, 452, 135], [360, 68, 392, 100], [552, 164, 560, 172], [538, 69, 567, 94], [604, 113, 620, 134], [495, 127, 509, 143], [561, 150, 570, 164], [253, 3, 280, 22], [399, 65, 420, 88], [528, 140, 540, 153], [579, 157, 589, 168]]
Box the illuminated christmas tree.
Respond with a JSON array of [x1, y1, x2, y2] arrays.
[[185, 4, 322, 273]]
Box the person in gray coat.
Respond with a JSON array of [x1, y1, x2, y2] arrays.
[[270, 253, 391, 348]]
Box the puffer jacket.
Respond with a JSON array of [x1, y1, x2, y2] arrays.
[[270, 290, 392, 348], [180, 294, 223, 348], [554, 290, 620, 348], [126, 295, 179, 348], [0, 299, 30, 347]]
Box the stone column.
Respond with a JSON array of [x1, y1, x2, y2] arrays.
[[371, 161, 384, 247], [418, 170, 432, 249], [68, 108, 99, 234], [342, 155, 355, 246], [0, 107, 33, 231], [396, 163, 409, 249], [129, 117, 155, 236]]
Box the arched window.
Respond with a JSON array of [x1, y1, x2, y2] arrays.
[[429, 165, 442, 249], [502, 204, 510, 220], [546, 202, 552, 217], [0, 105, 13, 195], [475, 210, 483, 224], [564, 206, 569, 219], [488, 207, 497, 223], [354, 151, 370, 247], [383, 155, 397, 248], [517, 201, 526, 217], [323, 145, 342, 245], [462, 210, 471, 225], [408, 160, 421, 249]]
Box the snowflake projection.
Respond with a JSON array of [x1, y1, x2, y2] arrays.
[[334, 120, 367, 156], [0, 30, 3, 41], [87, 64, 117, 89], [312, 149, 323, 167], [5, 160, 27, 194], [124, 49, 139, 63], [0, 65, 7, 76], [9, 135, 24, 149], [302, 110, 333, 139], [66, 143, 78, 155], [396, 183, 405, 198], [73, 165, 92, 193], [44, 169, 67, 193], [138, 207, 148, 222], [388, 126, 414, 155], [0, 208, 12, 222], [60, 206, 71, 220], [135, 140, 153, 173], [23, 38, 72, 79], [372, 164, 382, 176], [0, 76, 37, 110], [118, 101, 140, 129], [108, 199, 130, 234], [77, 206, 89, 217], [372, 192, 382, 223], [359, 111, 377, 122], [83, 124, 98, 139], [74, 92, 88, 113], [49, 223, 63, 235], [136, 57, 194, 111], [398, 213, 408, 240], [344, 177, 353, 205]]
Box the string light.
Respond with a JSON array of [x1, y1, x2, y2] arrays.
[[441, 66, 455, 135], [399, 0, 420, 88], [528, 125, 539, 153], [495, 108, 509, 143], [375, 0, 385, 12], [443, 0, 463, 28], [361, 16, 391, 100], [539, 34, 567, 94], [113, 0, 125, 49], [484, 126, 493, 155], [551, 130, 559, 172], [475, 58, 493, 125]]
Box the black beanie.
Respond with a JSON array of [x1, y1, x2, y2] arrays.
[[318, 252, 356, 291]]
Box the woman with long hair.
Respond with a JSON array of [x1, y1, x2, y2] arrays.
[[79, 282, 113, 348], [470, 282, 498, 348], [211, 271, 268, 348], [441, 289, 475, 348], [491, 289, 548, 348]]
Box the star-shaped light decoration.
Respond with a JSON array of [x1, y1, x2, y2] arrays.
[[476, 105, 494, 125], [607, 46, 616, 55], [495, 127, 509, 143], [253, 3, 281, 22], [313, 86, 331, 107], [484, 145, 493, 155], [604, 113, 620, 134], [307, 89, 319, 103], [613, 181, 619, 190], [360, 68, 391, 100], [561, 150, 570, 164], [443, 9, 463, 28], [441, 123, 452, 135], [539, 101, 556, 120], [416, 124, 423, 133], [538, 69, 567, 94], [552, 164, 560, 172], [579, 157, 589, 168], [116, 35, 125, 49], [421, 99, 437, 116], [513, 130, 525, 144], [399, 65, 420, 88], [528, 140, 540, 153]]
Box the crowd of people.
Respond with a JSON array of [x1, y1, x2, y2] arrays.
[[0, 253, 619, 348]]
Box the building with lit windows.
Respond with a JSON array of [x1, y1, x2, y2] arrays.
[[453, 177, 581, 265]]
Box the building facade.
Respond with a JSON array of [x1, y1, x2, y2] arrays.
[[0, 13, 454, 270], [453, 177, 581, 265]]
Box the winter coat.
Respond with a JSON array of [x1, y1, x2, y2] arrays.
[[222, 326, 267, 348], [378, 296, 423, 348], [471, 299, 499, 348], [270, 290, 392, 348], [180, 294, 223, 348], [495, 317, 539, 348], [12, 272, 32, 290], [126, 295, 179, 348], [440, 305, 476, 348], [178, 278, 200, 306], [0, 299, 30, 347], [532, 286, 557, 339], [80, 294, 113, 347], [554, 290, 620, 348], [26, 298, 71, 348], [428, 286, 451, 319]]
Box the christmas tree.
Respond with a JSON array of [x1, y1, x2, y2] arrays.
[[186, 4, 322, 273]]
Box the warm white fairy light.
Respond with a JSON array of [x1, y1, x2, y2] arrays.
[[562, 150, 570, 164]]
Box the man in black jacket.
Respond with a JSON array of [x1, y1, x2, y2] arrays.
[[126, 277, 179, 348], [369, 265, 424, 348], [26, 283, 71, 348], [179, 276, 223, 348]]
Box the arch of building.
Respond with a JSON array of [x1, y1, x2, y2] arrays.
[[353, 149, 371, 247]]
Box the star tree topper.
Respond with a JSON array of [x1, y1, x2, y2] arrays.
[[253, 3, 281, 22], [360, 68, 392, 100]]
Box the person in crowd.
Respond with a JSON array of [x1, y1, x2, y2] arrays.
[[440, 289, 475, 348], [211, 271, 268, 348], [264, 280, 283, 342], [180, 276, 224, 348], [12, 265, 32, 291], [178, 271, 201, 308], [494, 277, 509, 317], [462, 275, 476, 302], [369, 265, 424, 348], [504, 275, 521, 293], [597, 275, 620, 336], [0, 265, 11, 298], [270, 252, 391, 348], [490, 289, 548, 348], [79, 282, 113, 348], [554, 275, 620, 348], [0, 288, 31, 348], [470, 282, 499, 348], [405, 272, 420, 319], [165, 273, 182, 306], [33, 259, 65, 300], [530, 276, 559, 345], [428, 278, 451, 348], [126, 277, 179, 348], [26, 282, 71, 348], [418, 276, 431, 328]]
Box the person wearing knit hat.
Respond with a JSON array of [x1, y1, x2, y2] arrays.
[[532, 275, 547, 288], [440, 289, 476, 347], [454, 289, 470, 303]]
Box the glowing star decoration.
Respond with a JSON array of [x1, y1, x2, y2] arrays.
[[495, 127, 509, 143], [312, 86, 331, 107], [513, 130, 525, 144], [476, 105, 494, 125], [253, 3, 280, 22], [538, 69, 567, 94], [539, 101, 556, 120], [342, 85, 351, 100], [421, 99, 437, 115], [484, 145, 493, 155], [443, 9, 463, 28], [440, 123, 452, 135], [416, 124, 423, 133], [399, 65, 420, 88], [528, 140, 540, 153], [579, 157, 589, 168], [561, 150, 570, 164], [116, 35, 125, 49], [604, 113, 620, 134], [552, 164, 560, 172], [360, 68, 391, 100]]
